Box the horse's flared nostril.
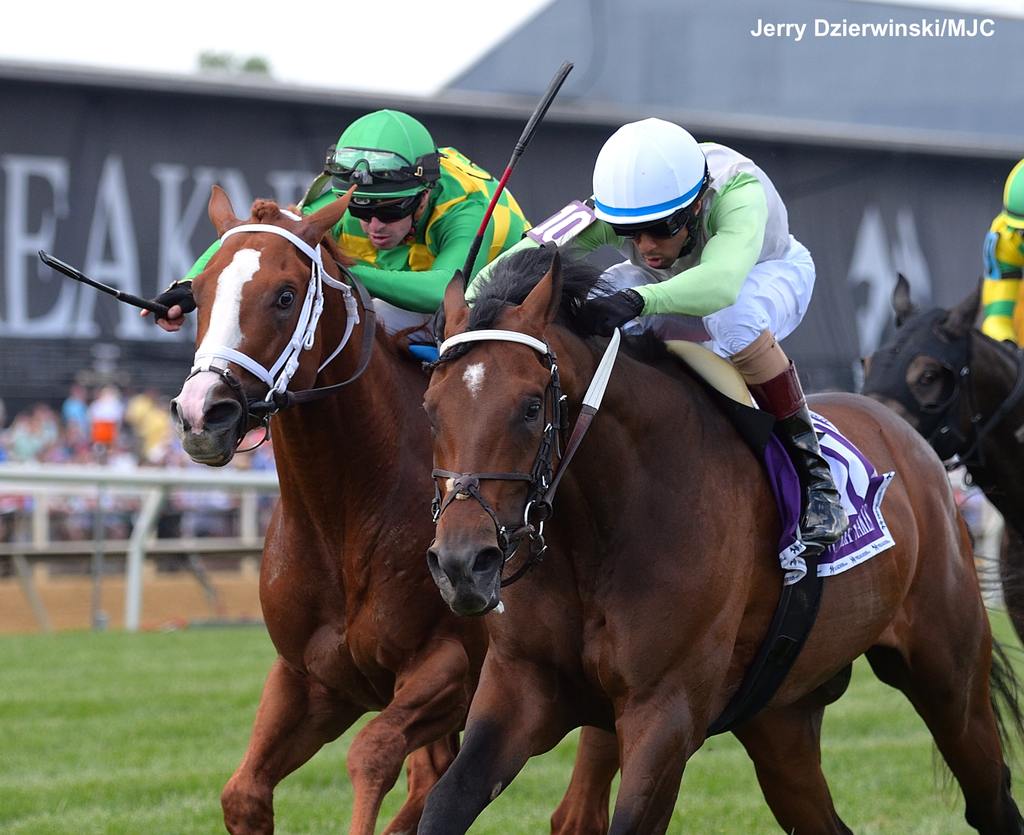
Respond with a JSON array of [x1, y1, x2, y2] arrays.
[[204, 399, 243, 432], [169, 399, 190, 434], [472, 546, 504, 577], [427, 547, 451, 583]]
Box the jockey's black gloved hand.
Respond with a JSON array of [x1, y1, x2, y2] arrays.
[[152, 281, 197, 318], [577, 288, 645, 336]]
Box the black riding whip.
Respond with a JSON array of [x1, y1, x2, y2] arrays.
[[37, 250, 170, 319], [459, 60, 574, 282]]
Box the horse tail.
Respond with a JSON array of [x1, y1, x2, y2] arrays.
[[989, 637, 1024, 756]]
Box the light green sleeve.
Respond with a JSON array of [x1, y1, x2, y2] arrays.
[[634, 172, 768, 316]]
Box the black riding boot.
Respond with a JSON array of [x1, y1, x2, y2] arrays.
[[749, 362, 849, 553]]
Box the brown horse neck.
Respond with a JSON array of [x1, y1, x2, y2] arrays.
[[269, 298, 431, 523], [550, 329, 739, 535]]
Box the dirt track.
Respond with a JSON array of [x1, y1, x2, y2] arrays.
[[0, 559, 262, 633]]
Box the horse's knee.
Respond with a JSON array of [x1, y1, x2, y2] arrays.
[[221, 776, 274, 835], [347, 721, 408, 790]]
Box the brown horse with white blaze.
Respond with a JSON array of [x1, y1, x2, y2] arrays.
[[419, 247, 1024, 834], [170, 187, 487, 835]]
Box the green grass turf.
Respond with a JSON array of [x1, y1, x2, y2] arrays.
[[1, 614, 1021, 834]]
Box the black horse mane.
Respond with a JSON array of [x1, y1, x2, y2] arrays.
[[434, 246, 675, 367], [468, 245, 602, 331]]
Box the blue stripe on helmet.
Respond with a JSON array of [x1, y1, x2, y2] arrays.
[[594, 175, 705, 219]]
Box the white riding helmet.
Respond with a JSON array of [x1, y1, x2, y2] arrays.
[[592, 118, 708, 226]]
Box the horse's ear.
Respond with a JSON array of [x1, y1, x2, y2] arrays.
[[209, 185, 240, 236], [301, 185, 354, 245], [941, 281, 983, 339], [442, 271, 470, 338], [518, 250, 563, 328], [892, 273, 916, 327]]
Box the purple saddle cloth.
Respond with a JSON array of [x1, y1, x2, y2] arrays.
[[765, 411, 896, 586]]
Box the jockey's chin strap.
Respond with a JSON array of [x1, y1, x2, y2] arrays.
[[186, 223, 376, 447], [431, 328, 621, 587]]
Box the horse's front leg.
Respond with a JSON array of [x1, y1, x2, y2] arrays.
[[608, 693, 700, 835], [417, 657, 573, 835], [222, 656, 361, 835], [345, 639, 475, 835], [551, 725, 619, 835]]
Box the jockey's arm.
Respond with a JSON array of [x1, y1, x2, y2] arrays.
[[981, 219, 1024, 343], [633, 172, 768, 317]]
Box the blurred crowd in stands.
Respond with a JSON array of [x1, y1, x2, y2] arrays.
[[0, 384, 273, 471], [0, 385, 276, 552]]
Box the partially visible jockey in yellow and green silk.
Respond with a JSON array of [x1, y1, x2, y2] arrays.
[[981, 159, 1024, 343], [155, 110, 529, 341]]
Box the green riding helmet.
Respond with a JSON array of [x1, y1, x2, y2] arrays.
[[325, 110, 441, 200], [1003, 159, 1024, 230]]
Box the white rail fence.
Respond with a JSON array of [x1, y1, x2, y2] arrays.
[[0, 464, 279, 632]]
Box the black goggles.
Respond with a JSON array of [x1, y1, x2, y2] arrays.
[[610, 206, 691, 240], [348, 194, 422, 223]]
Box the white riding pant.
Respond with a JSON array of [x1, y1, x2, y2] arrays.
[[372, 297, 433, 339], [599, 235, 815, 358]]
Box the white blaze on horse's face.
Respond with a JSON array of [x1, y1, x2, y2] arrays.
[[200, 249, 261, 354], [174, 249, 261, 432], [462, 362, 486, 399]]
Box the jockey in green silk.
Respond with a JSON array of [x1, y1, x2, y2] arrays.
[[151, 110, 530, 337], [981, 159, 1024, 343]]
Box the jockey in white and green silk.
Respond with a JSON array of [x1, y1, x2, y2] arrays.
[[152, 110, 530, 338], [981, 159, 1024, 343], [473, 118, 848, 555]]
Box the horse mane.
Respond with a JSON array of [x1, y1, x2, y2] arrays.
[[468, 246, 604, 331], [427, 246, 679, 372], [468, 247, 679, 367]]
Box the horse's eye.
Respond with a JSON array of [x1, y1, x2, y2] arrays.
[[277, 289, 296, 309], [525, 401, 542, 422], [919, 370, 938, 385]]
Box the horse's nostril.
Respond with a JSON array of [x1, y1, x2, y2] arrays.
[[472, 546, 504, 576], [169, 399, 190, 433], [204, 400, 242, 430]]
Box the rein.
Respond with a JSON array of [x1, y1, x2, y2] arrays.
[[431, 328, 621, 586], [186, 223, 377, 447]]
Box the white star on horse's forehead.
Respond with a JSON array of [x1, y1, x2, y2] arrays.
[[462, 362, 486, 398]]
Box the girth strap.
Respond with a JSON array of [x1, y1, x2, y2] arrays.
[[706, 554, 824, 736]]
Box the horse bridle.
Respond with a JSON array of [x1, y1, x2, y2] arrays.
[[866, 309, 1024, 466], [430, 328, 621, 586], [186, 223, 377, 447]]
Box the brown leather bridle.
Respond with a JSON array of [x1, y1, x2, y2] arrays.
[[430, 328, 621, 586]]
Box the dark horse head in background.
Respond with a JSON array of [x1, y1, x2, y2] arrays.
[[863, 274, 1024, 645], [863, 276, 1024, 465]]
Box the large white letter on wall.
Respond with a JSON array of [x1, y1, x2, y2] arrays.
[[1, 155, 73, 336]]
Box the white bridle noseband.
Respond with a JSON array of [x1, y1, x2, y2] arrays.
[[190, 223, 360, 404]]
